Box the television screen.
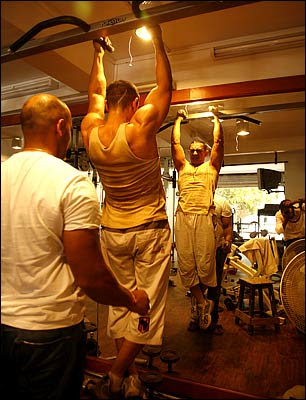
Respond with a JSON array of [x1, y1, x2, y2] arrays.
[[257, 168, 282, 191]]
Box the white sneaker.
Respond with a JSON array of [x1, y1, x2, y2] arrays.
[[190, 294, 198, 321], [122, 374, 144, 399], [198, 299, 214, 330]]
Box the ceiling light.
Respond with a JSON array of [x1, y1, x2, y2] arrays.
[[11, 136, 23, 149], [136, 26, 152, 41], [236, 119, 250, 136], [1, 77, 60, 100], [212, 30, 305, 59]]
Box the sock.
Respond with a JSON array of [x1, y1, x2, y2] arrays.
[[108, 371, 124, 393]]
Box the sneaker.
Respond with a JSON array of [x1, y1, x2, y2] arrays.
[[86, 374, 122, 400], [122, 374, 144, 399], [198, 299, 214, 330], [190, 294, 198, 321]]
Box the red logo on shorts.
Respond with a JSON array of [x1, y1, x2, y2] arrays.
[[138, 317, 150, 333]]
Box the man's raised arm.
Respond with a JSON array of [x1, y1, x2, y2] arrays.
[[209, 112, 224, 173], [171, 110, 187, 172], [131, 25, 172, 134], [81, 39, 109, 151]]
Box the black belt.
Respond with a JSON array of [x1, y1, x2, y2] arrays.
[[101, 219, 169, 233]]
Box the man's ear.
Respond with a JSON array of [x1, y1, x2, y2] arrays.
[[56, 118, 65, 136], [133, 97, 139, 110], [105, 99, 109, 113]]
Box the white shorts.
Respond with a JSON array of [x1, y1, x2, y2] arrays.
[[100, 220, 171, 346], [174, 211, 217, 288]]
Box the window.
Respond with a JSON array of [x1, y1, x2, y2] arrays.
[[216, 163, 285, 240]]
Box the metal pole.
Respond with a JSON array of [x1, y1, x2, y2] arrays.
[[1, 1, 258, 63]]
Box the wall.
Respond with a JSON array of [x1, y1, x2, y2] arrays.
[[283, 150, 305, 199]]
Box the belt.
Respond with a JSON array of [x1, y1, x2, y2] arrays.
[[101, 219, 169, 233]]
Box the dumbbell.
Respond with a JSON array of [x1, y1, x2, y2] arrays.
[[142, 345, 162, 369], [139, 371, 163, 400], [160, 349, 180, 373]]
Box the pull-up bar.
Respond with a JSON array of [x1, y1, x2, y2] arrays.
[[1, 1, 259, 63]]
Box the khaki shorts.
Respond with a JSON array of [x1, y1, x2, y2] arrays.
[[174, 211, 217, 288], [100, 220, 171, 346]]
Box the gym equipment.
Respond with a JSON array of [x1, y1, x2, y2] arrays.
[[222, 243, 282, 315], [281, 238, 305, 271], [160, 350, 180, 373], [1, 1, 259, 63], [9, 16, 90, 53], [280, 251, 305, 334], [93, 37, 115, 53], [234, 277, 280, 335], [139, 371, 163, 400], [142, 345, 162, 369]]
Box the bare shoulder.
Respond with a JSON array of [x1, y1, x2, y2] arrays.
[[130, 103, 160, 132], [125, 122, 158, 158]]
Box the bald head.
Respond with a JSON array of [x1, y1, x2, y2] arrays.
[[20, 93, 71, 134], [21, 93, 72, 159]]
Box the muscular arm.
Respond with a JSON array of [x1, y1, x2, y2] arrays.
[[171, 111, 187, 171], [221, 215, 233, 253], [209, 115, 224, 174], [275, 211, 285, 234], [63, 228, 149, 314], [81, 41, 107, 152], [130, 25, 172, 136]]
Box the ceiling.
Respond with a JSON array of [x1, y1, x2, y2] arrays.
[[1, 1, 305, 160]]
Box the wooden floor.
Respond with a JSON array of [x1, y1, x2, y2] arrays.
[[84, 264, 305, 399]]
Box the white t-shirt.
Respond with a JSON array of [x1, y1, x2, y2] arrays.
[[213, 194, 233, 247], [275, 206, 305, 241], [1, 151, 101, 330]]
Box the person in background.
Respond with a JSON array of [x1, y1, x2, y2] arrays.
[[81, 25, 172, 399], [206, 193, 233, 335], [1, 93, 149, 400], [275, 198, 305, 247], [171, 108, 224, 332]]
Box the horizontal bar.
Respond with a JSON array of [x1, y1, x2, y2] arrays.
[[180, 112, 262, 126], [1, 1, 258, 63], [220, 115, 262, 125]]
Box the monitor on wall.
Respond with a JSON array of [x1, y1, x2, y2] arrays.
[[257, 168, 282, 191]]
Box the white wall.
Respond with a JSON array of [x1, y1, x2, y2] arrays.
[[283, 151, 305, 200]]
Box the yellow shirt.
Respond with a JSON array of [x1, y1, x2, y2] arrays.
[[177, 161, 216, 215], [89, 123, 167, 228]]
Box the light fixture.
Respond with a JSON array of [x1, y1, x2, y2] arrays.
[[212, 29, 304, 59], [236, 119, 250, 136], [135, 26, 152, 41], [1, 77, 60, 100], [11, 136, 23, 149]]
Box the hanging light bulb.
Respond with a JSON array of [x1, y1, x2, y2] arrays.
[[236, 119, 250, 136], [135, 26, 152, 41]]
